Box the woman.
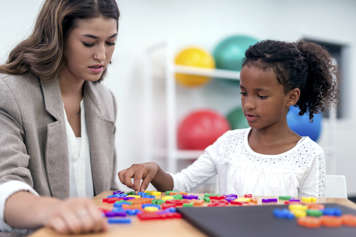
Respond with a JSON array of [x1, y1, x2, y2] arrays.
[[0, 0, 119, 234]]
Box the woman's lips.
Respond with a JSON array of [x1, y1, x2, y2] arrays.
[[88, 65, 104, 74]]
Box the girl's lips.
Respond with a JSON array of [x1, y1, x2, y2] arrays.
[[245, 114, 257, 122]]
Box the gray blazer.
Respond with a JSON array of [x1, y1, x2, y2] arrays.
[[0, 73, 118, 199]]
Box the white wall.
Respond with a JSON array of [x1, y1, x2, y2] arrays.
[[1, 0, 356, 194]]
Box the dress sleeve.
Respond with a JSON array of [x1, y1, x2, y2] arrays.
[[171, 130, 233, 192], [171, 151, 217, 192], [300, 148, 326, 197]]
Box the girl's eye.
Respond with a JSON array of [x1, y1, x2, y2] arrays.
[[106, 41, 116, 46], [240, 92, 247, 96], [82, 42, 95, 47], [258, 95, 268, 99]]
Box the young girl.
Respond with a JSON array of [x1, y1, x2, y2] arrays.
[[119, 39, 336, 198], [0, 0, 119, 234]]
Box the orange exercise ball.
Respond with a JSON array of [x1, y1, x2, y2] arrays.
[[175, 47, 215, 87]]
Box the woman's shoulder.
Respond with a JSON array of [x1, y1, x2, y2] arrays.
[[0, 73, 40, 100], [84, 81, 117, 120], [85, 81, 115, 101], [0, 72, 37, 81], [0, 73, 40, 94]]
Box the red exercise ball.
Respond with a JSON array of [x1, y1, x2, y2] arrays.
[[177, 109, 230, 150]]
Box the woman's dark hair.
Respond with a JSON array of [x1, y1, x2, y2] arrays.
[[0, 0, 120, 80], [242, 39, 337, 120]]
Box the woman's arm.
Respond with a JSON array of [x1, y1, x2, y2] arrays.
[[5, 191, 107, 234]]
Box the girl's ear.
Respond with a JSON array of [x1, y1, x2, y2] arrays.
[[286, 88, 300, 107]]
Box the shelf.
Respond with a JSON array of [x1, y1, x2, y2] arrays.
[[174, 65, 240, 80], [154, 149, 204, 160], [176, 149, 204, 159], [144, 42, 240, 172]]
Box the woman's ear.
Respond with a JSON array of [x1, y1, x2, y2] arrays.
[[286, 88, 300, 107]]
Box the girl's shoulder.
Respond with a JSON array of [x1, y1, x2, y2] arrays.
[[295, 136, 324, 156], [217, 128, 250, 144], [207, 128, 250, 156]]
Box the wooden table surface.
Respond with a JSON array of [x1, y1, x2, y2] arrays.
[[30, 192, 356, 237]]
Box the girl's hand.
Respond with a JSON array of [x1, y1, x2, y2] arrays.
[[118, 162, 160, 192], [44, 198, 108, 234]]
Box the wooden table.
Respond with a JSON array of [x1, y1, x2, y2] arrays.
[[30, 192, 356, 237]]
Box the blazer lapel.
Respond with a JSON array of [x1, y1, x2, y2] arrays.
[[40, 78, 69, 199], [84, 82, 115, 195]]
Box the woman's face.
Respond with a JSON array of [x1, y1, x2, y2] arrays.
[[62, 16, 117, 83]]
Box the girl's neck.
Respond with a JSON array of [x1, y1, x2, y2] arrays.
[[248, 124, 301, 155]]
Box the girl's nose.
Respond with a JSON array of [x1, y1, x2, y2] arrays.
[[242, 97, 255, 110]]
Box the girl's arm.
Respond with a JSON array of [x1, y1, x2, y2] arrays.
[[118, 162, 173, 192], [119, 151, 217, 193], [119, 131, 231, 193], [300, 149, 326, 197]]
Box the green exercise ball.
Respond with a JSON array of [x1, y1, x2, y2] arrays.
[[213, 34, 259, 72], [226, 106, 249, 129]]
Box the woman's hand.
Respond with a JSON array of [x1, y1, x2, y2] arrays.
[[5, 192, 107, 234], [44, 198, 108, 234], [118, 162, 160, 192]]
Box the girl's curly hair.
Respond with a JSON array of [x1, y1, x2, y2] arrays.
[[242, 39, 337, 120]]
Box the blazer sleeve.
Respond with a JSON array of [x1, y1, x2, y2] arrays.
[[0, 79, 34, 186], [109, 90, 119, 190]]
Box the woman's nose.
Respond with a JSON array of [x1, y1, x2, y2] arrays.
[[94, 45, 106, 62]]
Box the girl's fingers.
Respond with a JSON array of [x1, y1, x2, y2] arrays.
[[120, 169, 135, 189], [140, 173, 153, 192], [133, 169, 145, 191]]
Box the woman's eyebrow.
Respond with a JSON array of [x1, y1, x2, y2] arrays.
[[82, 33, 117, 39]]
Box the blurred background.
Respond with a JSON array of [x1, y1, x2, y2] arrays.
[[0, 0, 355, 197]]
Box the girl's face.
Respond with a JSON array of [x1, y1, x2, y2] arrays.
[[240, 65, 297, 131], [61, 16, 117, 83]]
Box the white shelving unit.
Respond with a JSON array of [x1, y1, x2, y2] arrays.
[[143, 42, 240, 173]]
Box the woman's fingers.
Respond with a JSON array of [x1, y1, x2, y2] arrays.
[[46, 198, 108, 234], [46, 217, 67, 234], [86, 201, 108, 233]]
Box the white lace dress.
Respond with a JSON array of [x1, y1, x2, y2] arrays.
[[172, 128, 326, 197]]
